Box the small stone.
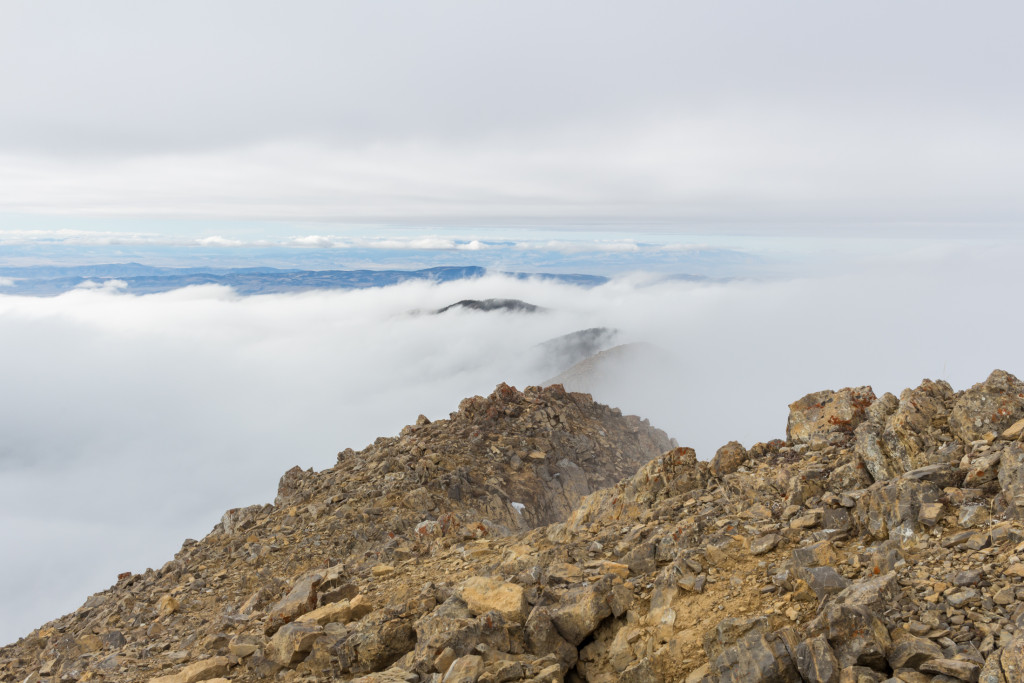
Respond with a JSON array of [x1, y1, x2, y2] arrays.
[[266, 621, 322, 667], [1002, 417, 1024, 440], [227, 635, 258, 658], [919, 503, 944, 527], [919, 658, 981, 681], [296, 599, 354, 625], [156, 594, 179, 616], [887, 628, 943, 669], [442, 655, 484, 683], [958, 505, 990, 529], [459, 576, 528, 624], [795, 635, 840, 683], [349, 593, 374, 619], [433, 647, 457, 675], [791, 510, 823, 529], [750, 534, 781, 556], [993, 586, 1015, 605], [147, 656, 231, 683], [953, 570, 983, 587]]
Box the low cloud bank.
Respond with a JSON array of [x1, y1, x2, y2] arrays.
[[0, 241, 1021, 643]]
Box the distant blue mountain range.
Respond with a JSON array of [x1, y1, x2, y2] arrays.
[[0, 264, 611, 296]]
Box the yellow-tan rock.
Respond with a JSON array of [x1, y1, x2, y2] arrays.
[[458, 576, 528, 624]]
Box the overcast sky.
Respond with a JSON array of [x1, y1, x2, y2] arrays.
[[2, 1, 1023, 229]]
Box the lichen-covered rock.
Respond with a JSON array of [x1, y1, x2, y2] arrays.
[[787, 386, 876, 448], [950, 370, 1024, 442]]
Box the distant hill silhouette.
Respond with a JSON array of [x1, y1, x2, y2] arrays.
[[434, 298, 541, 314]]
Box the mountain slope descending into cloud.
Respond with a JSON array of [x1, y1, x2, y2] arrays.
[[0, 242, 1022, 644]]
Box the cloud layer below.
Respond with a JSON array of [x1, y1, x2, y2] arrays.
[[1, 239, 1022, 643]]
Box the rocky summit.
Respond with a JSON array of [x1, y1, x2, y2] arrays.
[[4, 372, 1024, 683]]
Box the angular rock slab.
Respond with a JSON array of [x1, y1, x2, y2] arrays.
[[787, 386, 876, 449]]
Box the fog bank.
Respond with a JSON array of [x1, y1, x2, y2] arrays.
[[1, 242, 1021, 643]]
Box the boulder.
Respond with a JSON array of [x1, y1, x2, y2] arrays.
[[265, 571, 322, 634], [275, 465, 315, 507], [814, 604, 891, 671], [791, 566, 850, 600], [832, 572, 900, 614], [148, 657, 231, 683], [791, 540, 839, 567], [296, 599, 354, 626], [1002, 417, 1024, 441], [266, 621, 322, 666], [887, 628, 943, 669], [855, 380, 955, 481], [458, 576, 528, 624], [964, 451, 1003, 488], [998, 443, 1024, 517], [950, 370, 1024, 443], [853, 475, 941, 541], [787, 386, 876, 448], [795, 635, 841, 683], [441, 655, 484, 683], [995, 632, 1024, 681], [524, 607, 578, 670], [711, 441, 748, 477], [710, 631, 802, 683], [550, 577, 612, 646], [919, 658, 982, 681], [750, 534, 781, 556], [307, 609, 416, 675], [411, 598, 522, 675]]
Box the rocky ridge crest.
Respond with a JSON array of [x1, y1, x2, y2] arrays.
[[4, 371, 1024, 683]]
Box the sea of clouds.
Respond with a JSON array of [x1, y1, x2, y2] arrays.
[[1, 239, 1021, 644]]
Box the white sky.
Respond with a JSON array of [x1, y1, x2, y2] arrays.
[[1, 1, 1023, 229]]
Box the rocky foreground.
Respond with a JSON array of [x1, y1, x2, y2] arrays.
[[4, 371, 1024, 683]]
